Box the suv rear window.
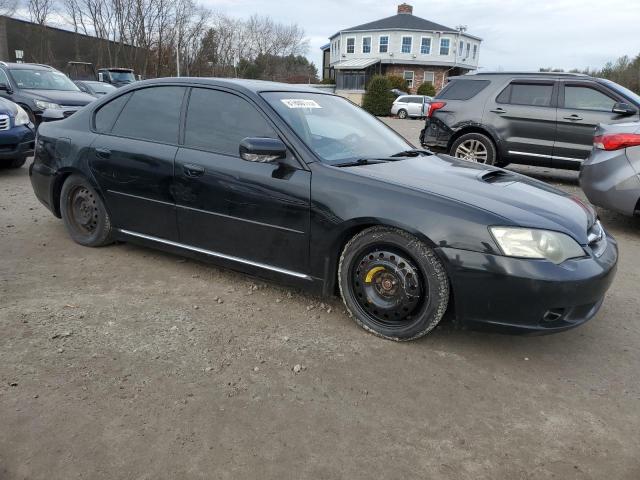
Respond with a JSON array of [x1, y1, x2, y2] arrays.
[[436, 80, 490, 100]]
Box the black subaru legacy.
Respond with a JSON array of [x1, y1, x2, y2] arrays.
[[29, 78, 617, 341]]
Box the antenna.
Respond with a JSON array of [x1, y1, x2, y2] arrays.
[[456, 25, 468, 33]]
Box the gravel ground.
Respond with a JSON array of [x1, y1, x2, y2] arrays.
[[1, 118, 639, 479]]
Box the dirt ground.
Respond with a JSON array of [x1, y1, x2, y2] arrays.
[[1, 118, 639, 479]]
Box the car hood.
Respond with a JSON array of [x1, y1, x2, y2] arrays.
[[341, 154, 596, 244], [23, 89, 95, 106]]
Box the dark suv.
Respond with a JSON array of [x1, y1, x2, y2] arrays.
[[420, 72, 640, 170], [0, 62, 96, 124]]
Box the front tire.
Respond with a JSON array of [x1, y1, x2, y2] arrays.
[[338, 226, 449, 341], [450, 132, 497, 165], [60, 175, 113, 247]]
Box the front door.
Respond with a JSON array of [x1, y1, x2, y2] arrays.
[[483, 80, 557, 166], [554, 81, 636, 167], [88, 86, 186, 241], [173, 87, 311, 274]]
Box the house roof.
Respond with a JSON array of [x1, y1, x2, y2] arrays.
[[333, 58, 381, 70], [337, 13, 458, 36]]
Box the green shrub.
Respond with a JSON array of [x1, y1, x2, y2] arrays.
[[417, 82, 436, 96], [362, 75, 395, 116], [386, 74, 409, 92]]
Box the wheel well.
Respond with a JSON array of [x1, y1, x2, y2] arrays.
[[51, 172, 73, 218], [447, 127, 499, 157]]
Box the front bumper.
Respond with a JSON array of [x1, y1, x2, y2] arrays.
[[0, 125, 35, 160], [580, 149, 640, 216], [437, 234, 618, 334]]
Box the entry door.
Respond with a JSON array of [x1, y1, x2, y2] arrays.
[[554, 81, 637, 166], [174, 87, 311, 273], [88, 86, 186, 241], [483, 80, 557, 166]]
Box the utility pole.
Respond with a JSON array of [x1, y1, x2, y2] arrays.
[[176, 42, 180, 77]]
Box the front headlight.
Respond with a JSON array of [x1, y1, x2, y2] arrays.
[[490, 227, 585, 264], [14, 105, 30, 125], [35, 99, 61, 110]]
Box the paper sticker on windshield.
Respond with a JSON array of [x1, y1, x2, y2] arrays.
[[281, 99, 322, 109]]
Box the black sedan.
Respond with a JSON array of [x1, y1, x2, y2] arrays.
[[29, 78, 618, 341]]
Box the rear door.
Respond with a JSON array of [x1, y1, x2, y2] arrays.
[[483, 80, 557, 166], [554, 81, 629, 167], [407, 96, 423, 116]]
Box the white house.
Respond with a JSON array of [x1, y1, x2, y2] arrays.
[[321, 3, 482, 102]]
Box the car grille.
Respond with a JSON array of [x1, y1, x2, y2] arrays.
[[0, 114, 9, 131], [587, 220, 606, 257]]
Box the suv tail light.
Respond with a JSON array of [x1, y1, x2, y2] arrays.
[[427, 101, 446, 118], [593, 133, 640, 151]]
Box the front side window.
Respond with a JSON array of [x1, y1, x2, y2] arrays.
[[346, 38, 355, 54], [404, 71, 414, 89], [379, 36, 389, 53], [262, 92, 411, 165], [401, 36, 412, 54], [362, 37, 371, 54], [499, 83, 554, 107], [564, 86, 616, 112], [111, 86, 185, 143], [9, 69, 79, 91], [94, 93, 131, 133], [185, 88, 276, 156], [420, 37, 431, 54], [440, 38, 450, 55]]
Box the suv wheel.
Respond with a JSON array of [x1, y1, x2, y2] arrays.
[[397, 109, 408, 119], [338, 226, 449, 341], [451, 133, 497, 165]]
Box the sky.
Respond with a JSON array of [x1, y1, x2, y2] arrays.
[[202, 0, 640, 73]]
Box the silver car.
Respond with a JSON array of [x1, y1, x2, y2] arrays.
[[391, 95, 431, 119], [580, 121, 640, 216]]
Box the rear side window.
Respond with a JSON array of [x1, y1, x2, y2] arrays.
[[498, 83, 554, 107], [94, 93, 131, 133], [184, 88, 277, 156], [436, 80, 490, 100], [111, 86, 185, 143], [408, 97, 423, 104]]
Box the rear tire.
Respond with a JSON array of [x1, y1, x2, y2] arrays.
[[2, 156, 26, 169], [60, 174, 113, 247], [397, 109, 408, 119], [338, 226, 449, 341], [450, 132, 497, 165]]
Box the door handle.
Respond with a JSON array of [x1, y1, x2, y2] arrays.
[[563, 114, 583, 121], [183, 163, 205, 177], [490, 107, 506, 114], [95, 147, 111, 158]]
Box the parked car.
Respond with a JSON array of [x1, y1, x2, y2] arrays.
[[97, 68, 137, 87], [580, 121, 640, 216], [420, 72, 640, 169], [390, 88, 408, 98], [0, 62, 96, 125], [30, 78, 617, 341], [74, 80, 118, 98], [391, 95, 431, 119], [0, 97, 34, 169]]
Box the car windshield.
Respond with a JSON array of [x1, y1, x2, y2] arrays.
[[87, 82, 117, 94], [10, 69, 80, 91], [599, 79, 640, 106], [109, 71, 135, 82], [262, 92, 413, 164]]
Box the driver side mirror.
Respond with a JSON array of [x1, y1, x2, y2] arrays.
[[612, 102, 637, 116], [239, 137, 287, 163]]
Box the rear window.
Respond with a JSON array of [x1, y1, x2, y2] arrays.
[[436, 80, 490, 100]]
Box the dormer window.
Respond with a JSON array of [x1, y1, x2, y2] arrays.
[[401, 36, 412, 54]]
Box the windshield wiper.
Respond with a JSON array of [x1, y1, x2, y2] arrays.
[[390, 149, 433, 157], [333, 158, 390, 167]]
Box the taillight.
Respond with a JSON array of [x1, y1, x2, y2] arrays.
[[427, 101, 446, 118], [593, 133, 640, 151]]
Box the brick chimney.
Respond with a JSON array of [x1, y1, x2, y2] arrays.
[[397, 3, 413, 14]]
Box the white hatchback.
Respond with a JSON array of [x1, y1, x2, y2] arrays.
[[390, 95, 432, 119]]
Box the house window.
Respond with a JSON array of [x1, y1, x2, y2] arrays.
[[346, 37, 355, 54], [473, 44, 478, 59], [466, 43, 470, 59], [401, 36, 412, 54], [403, 71, 414, 89], [420, 37, 431, 54], [379, 36, 389, 53], [362, 37, 371, 54], [423, 71, 435, 85], [440, 38, 450, 55], [458, 40, 464, 56]]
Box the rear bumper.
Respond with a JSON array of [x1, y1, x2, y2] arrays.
[[579, 149, 640, 216], [437, 235, 618, 334], [421, 118, 453, 149], [0, 125, 35, 160]]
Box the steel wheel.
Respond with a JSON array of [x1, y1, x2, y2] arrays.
[[67, 185, 99, 235], [350, 248, 425, 328], [454, 139, 488, 163]]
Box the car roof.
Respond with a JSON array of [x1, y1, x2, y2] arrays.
[[0, 62, 55, 71], [459, 71, 593, 80], [129, 77, 325, 95]]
